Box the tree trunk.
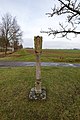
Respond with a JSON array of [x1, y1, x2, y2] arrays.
[[4, 43, 7, 56]]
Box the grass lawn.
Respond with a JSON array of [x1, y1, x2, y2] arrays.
[[0, 48, 80, 63], [0, 49, 35, 62], [0, 66, 80, 120]]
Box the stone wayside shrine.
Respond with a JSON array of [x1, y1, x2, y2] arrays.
[[29, 36, 46, 100]]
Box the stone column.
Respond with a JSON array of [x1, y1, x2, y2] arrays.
[[34, 36, 42, 93], [29, 36, 46, 100]]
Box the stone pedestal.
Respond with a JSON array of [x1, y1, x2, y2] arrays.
[[29, 87, 46, 100]]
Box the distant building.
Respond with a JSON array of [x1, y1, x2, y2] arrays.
[[0, 46, 14, 52]]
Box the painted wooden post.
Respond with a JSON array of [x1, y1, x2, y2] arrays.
[[34, 36, 42, 93]]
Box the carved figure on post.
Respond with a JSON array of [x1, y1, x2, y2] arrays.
[[34, 36, 42, 54]]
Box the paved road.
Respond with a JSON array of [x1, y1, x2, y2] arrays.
[[0, 61, 80, 67]]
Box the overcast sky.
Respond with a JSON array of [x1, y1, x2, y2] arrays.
[[0, 0, 80, 49]]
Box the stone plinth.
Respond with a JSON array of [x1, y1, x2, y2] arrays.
[[29, 87, 46, 100]]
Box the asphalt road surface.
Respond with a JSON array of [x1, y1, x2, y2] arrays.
[[0, 61, 80, 67]]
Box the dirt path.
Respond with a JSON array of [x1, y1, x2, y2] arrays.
[[0, 61, 80, 68]]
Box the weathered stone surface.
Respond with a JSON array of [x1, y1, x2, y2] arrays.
[[29, 87, 46, 100], [29, 36, 46, 100], [34, 36, 42, 94], [34, 36, 42, 54]]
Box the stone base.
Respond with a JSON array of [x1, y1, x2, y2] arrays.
[[29, 87, 46, 100]]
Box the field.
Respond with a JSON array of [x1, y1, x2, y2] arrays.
[[0, 49, 80, 120], [0, 48, 80, 63], [0, 67, 80, 120]]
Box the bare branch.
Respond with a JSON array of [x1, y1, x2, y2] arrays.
[[42, 0, 80, 39], [41, 28, 80, 37]]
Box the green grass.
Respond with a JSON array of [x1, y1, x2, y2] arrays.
[[0, 66, 80, 120], [41, 49, 80, 63], [0, 49, 35, 62], [0, 48, 80, 63]]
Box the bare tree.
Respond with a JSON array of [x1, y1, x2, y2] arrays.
[[0, 13, 22, 55], [41, 0, 80, 39]]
